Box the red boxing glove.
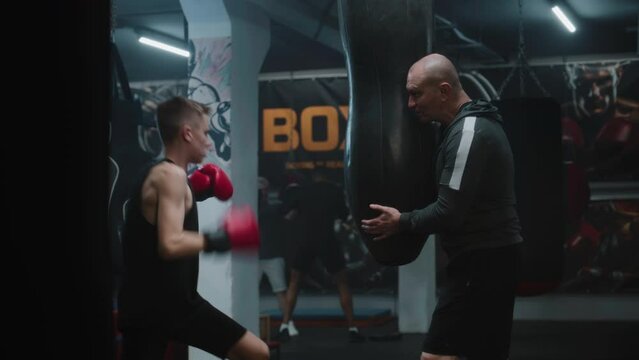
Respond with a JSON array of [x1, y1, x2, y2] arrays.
[[223, 206, 260, 249], [189, 163, 234, 202]]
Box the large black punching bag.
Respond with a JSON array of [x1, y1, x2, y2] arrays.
[[494, 98, 565, 296], [338, 0, 438, 265]]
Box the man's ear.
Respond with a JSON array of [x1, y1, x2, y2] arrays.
[[439, 82, 452, 101]]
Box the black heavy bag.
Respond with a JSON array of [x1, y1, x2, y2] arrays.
[[338, 0, 438, 265], [109, 43, 155, 291], [494, 98, 565, 296]]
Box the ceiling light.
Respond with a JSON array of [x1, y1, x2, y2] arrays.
[[552, 5, 576, 33], [138, 36, 190, 57]]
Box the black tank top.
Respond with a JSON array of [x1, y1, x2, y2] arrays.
[[118, 159, 204, 329]]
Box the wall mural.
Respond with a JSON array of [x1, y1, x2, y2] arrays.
[[188, 37, 232, 165]]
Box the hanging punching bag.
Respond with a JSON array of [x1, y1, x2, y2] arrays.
[[494, 98, 565, 296], [109, 42, 155, 293], [338, 0, 438, 265]]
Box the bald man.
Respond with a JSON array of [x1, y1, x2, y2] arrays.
[[362, 54, 524, 360]]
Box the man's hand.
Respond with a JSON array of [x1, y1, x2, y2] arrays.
[[361, 204, 401, 241]]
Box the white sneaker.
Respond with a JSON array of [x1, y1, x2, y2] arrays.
[[288, 321, 299, 336]]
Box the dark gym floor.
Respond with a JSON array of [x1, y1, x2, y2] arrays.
[[271, 319, 637, 360]]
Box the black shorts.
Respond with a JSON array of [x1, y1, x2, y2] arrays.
[[121, 301, 247, 360], [422, 243, 522, 359], [291, 235, 346, 274]]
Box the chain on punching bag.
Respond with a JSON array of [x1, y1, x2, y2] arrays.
[[338, 0, 438, 265]]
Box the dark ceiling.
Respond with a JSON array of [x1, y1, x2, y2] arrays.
[[112, 0, 638, 82], [434, 0, 638, 61]]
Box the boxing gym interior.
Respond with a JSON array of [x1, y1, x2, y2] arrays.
[[8, 0, 637, 359]]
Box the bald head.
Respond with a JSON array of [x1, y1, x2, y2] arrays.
[[409, 53, 462, 92], [406, 53, 470, 125]]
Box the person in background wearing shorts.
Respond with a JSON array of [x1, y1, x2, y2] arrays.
[[257, 176, 298, 338], [279, 170, 366, 343]]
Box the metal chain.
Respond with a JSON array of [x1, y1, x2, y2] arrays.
[[519, 0, 551, 97], [518, 0, 525, 95], [498, 0, 551, 97], [525, 64, 551, 97], [497, 54, 518, 96]]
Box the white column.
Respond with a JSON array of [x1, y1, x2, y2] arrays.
[[398, 235, 437, 333], [224, 0, 271, 333], [180, 0, 270, 358]]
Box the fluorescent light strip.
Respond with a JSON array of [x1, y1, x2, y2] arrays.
[[138, 36, 190, 57], [552, 6, 576, 33]]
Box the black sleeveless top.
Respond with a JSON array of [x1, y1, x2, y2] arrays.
[[118, 159, 204, 329]]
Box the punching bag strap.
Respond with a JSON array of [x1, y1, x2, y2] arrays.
[[111, 42, 134, 101]]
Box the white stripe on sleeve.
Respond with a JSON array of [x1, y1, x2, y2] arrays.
[[449, 116, 477, 190]]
